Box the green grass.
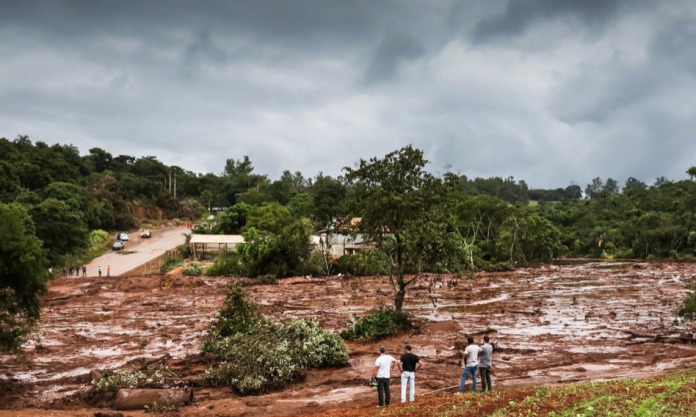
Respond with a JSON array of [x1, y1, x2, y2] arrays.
[[306, 370, 696, 417]]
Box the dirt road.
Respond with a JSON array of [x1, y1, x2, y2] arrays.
[[2, 262, 696, 416], [81, 227, 190, 277]]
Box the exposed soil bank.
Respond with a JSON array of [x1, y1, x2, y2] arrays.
[[1, 262, 695, 416]]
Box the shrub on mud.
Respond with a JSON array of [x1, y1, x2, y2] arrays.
[[201, 286, 348, 395], [182, 262, 204, 276], [476, 260, 514, 272], [340, 307, 411, 341], [336, 249, 390, 276], [677, 283, 696, 321], [90, 367, 177, 393], [205, 251, 244, 276]]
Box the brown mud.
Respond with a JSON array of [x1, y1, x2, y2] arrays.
[[1, 262, 696, 416]]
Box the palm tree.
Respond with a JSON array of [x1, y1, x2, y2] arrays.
[[687, 166, 696, 181]]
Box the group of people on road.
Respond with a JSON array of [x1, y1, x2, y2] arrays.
[[58, 264, 112, 278], [371, 336, 493, 407], [64, 265, 87, 277]]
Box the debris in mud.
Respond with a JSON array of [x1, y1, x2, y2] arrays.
[[114, 388, 193, 410]]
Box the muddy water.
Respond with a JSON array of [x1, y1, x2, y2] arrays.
[[1, 262, 695, 416]]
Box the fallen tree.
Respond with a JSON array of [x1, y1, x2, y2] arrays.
[[200, 286, 349, 394]]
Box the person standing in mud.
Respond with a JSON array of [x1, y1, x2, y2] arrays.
[[107, 265, 111, 277], [373, 346, 397, 407], [479, 336, 493, 392], [459, 336, 482, 393], [398, 344, 421, 403], [98, 266, 102, 277], [69, 265, 74, 277], [82, 265, 87, 277]]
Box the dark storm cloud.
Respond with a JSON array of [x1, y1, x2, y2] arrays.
[[361, 32, 425, 85], [471, 0, 625, 44], [1, 0, 695, 189]]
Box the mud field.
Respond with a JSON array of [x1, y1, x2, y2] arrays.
[[2, 262, 696, 416]]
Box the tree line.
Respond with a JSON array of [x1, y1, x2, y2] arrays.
[[2, 136, 696, 351]]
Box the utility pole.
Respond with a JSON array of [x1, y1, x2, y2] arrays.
[[169, 171, 172, 194], [174, 172, 177, 199]]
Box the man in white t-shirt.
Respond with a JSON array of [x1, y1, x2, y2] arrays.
[[458, 336, 482, 393], [372, 346, 397, 407]]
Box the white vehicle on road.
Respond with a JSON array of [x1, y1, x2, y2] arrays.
[[117, 233, 129, 241]]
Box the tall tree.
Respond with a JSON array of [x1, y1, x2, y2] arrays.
[[0, 203, 48, 353], [687, 166, 696, 181], [345, 146, 461, 311]]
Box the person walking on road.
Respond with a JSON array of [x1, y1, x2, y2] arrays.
[[373, 346, 397, 407], [107, 265, 111, 277], [69, 265, 74, 277], [479, 336, 493, 392], [82, 265, 87, 276], [459, 336, 482, 393], [98, 266, 102, 277], [398, 344, 421, 403]]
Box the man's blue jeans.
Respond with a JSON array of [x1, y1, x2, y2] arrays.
[[459, 366, 478, 393]]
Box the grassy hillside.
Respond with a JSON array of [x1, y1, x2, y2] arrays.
[[302, 370, 696, 417]]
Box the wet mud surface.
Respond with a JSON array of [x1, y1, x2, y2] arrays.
[[1, 262, 695, 416]]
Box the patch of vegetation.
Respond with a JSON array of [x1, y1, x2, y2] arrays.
[[305, 370, 696, 417], [205, 251, 243, 276], [144, 402, 177, 414], [200, 286, 348, 394], [88, 229, 109, 246], [160, 251, 183, 274], [677, 282, 696, 321], [340, 307, 411, 341], [182, 262, 204, 276], [89, 367, 177, 393], [475, 260, 514, 272], [337, 249, 390, 276]]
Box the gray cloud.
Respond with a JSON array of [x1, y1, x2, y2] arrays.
[[471, 0, 624, 44], [361, 32, 425, 85], [0, 0, 695, 190]]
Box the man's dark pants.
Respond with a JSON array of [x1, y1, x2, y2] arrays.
[[377, 377, 391, 406], [480, 367, 492, 392]]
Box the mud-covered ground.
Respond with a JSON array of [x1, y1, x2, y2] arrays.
[[1, 262, 696, 417]]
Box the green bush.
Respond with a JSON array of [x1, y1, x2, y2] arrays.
[[340, 307, 411, 341], [177, 243, 192, 259], [476, 260, 514, 272], [88, 229, 109, 246], [90, 367, 177, 393], [256, 274, 278, 285], [677, 284, 696, 321], [337, 249, 390, 276], [182, 263, 204, 276], [201, 286, 348, 394], [205, 251, 244, 276], [160, 251, 183, 274]]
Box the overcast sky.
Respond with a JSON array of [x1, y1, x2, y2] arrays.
[[2, 0, 695, 188]]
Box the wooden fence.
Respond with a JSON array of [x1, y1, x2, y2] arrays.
[[121, 249, 182, 277]]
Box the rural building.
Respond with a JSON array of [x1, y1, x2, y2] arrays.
[[189, 234, 245, 257], [316, 233, 373, 257]]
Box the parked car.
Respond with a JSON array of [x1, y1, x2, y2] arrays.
[[116, 233, 129, 241], [141, 230, 152, 238], [113, 241, 124, 250]]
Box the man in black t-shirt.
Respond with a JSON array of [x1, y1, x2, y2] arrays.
[[398, 345, 422, 403]]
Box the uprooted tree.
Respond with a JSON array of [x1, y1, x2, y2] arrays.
[[344, 145, 464, 312], [201, 286, 349, 394]]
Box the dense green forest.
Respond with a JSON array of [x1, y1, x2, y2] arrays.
[[2, 136, 696, 350]]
